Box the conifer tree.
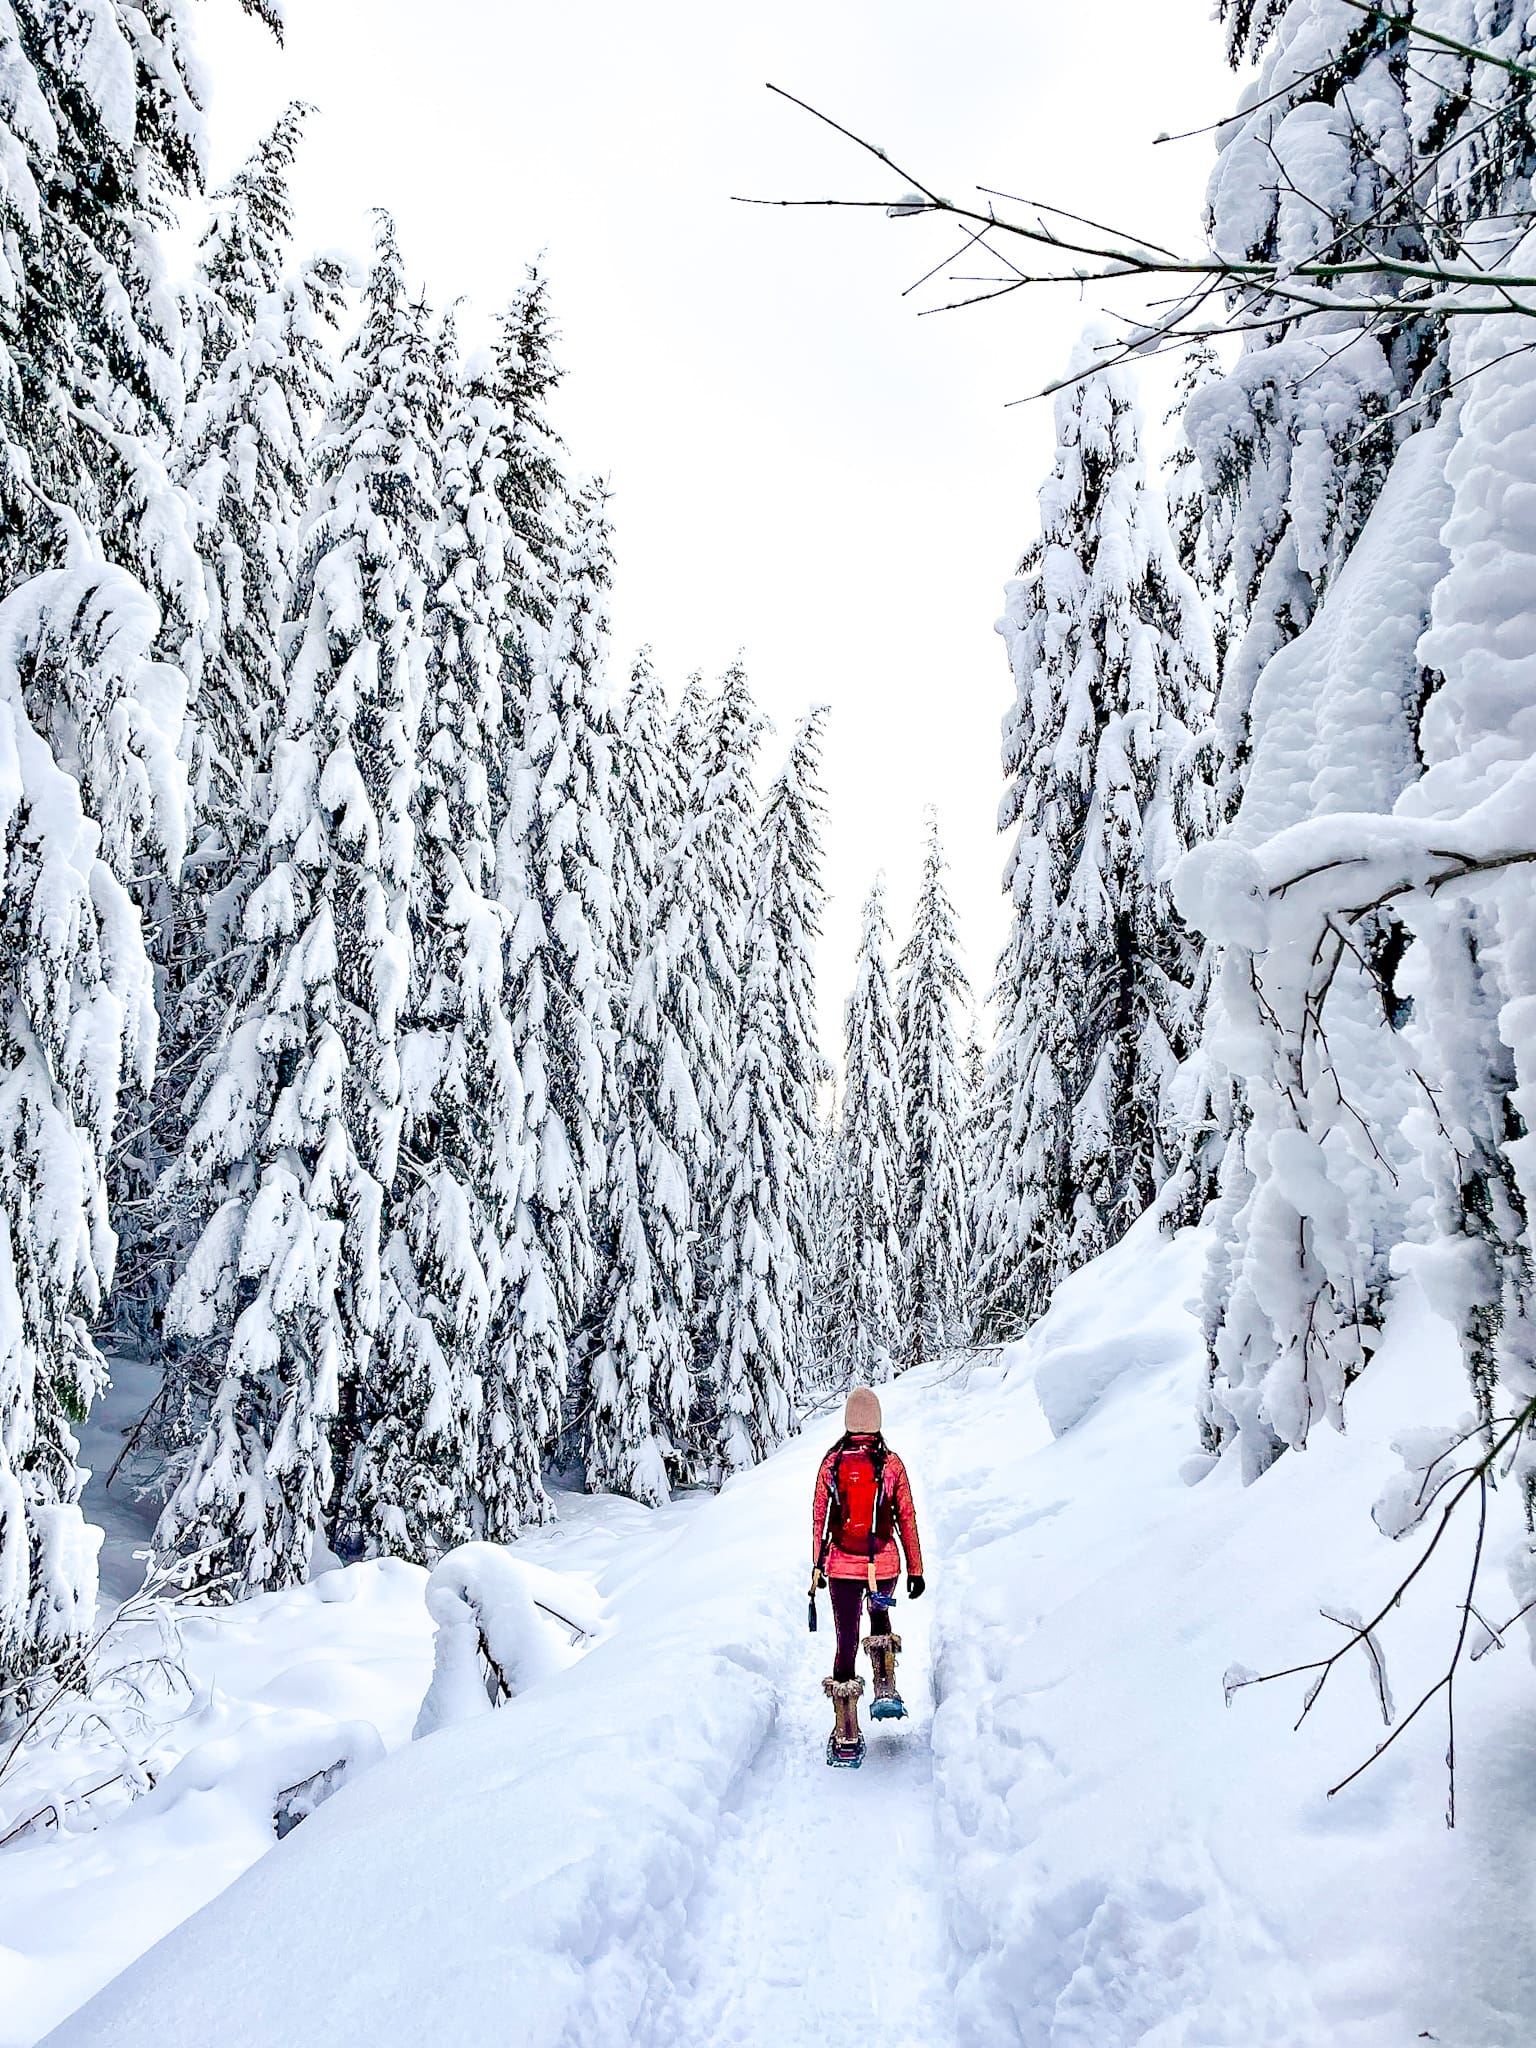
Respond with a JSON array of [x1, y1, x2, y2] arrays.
[[760, 706, 829, 1298], [158, 217, 441, 1591], [583, 665, 760, 1490], [897, 814, 972, 1364], [482, 481, 616, 1534], [177, 107, 332, 868], [0, 0, 223, 1710], [1190, 2, 1429, 816], [830, 878, 906, 1384], [581, 670, 687, 1505], [668, 672, 709, 812], [346, 330, 521, 1562], [492, 267, 566, 736], [1174, 0, 1507, 1487], [575, 649, 687, 1496], [973, 339, 1213, 1339], [710, 709, 828, 1468], [0, 564, 181, 1710], [0, 0, 206, 627], [608, 651, 683, 993], [112, 117, 344, 1361], [683, 663, 765, 1395], [803, 1096, 843, 1394]]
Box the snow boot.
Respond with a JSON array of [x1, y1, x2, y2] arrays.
[[865, 1632, 906, 1720], [823, 1675, 866, 1767]]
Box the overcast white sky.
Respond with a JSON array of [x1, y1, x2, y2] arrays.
[[188, 0, 1235, 1041]]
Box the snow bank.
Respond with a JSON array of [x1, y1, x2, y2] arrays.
[[925, 1218, 1536, 2047], [0, 1561, 433, 2047], [1027, 1211, 1197, 1436], [39, 1452, 812, 2048]]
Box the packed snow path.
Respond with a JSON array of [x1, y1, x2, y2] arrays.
[[660, 1516, 953, 2048]]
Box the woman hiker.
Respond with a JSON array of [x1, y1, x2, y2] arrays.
[[809, 1385, 925, 1767]]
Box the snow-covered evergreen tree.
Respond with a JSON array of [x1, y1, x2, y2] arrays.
[[683, 663, 765, 1392], [1171, 0, 1517, 1478], [482, 481, 615, 1535], [753, 704, 828, 1328], [0, 564, 181, 1712], [177, 107, 335, 870], [972, 339, 1214, 1341], [0, 0, 223, 1709], [829, 877, 906, 1384], [345, 330, 523, 1563], [111, 117, 344, 1361], [0, 0, 206, 630], [583, 664, 761, 1492], [710, 708, 828, 1468], [158, 217, 441, 1591], [608, 650, 683, 994], [667, 672, 709, 811], [581, 682, 686, 1503], [897, 813, 971, 1365], [576, 648, 687, 1497], [491, 268, 566, 734], [1189, 0, 1429, 818], [803, 1094, 843, 1395]]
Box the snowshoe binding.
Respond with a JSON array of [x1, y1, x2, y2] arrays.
[[865, 1631, 907, 1721], [823, 1675, 866, 1767]]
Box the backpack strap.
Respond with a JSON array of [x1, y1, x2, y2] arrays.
[[866, 1437, 889, 1590], [815, 1435, 851, 1573]]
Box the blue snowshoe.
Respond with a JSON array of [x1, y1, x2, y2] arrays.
[[866, 1632, 907, 1721]]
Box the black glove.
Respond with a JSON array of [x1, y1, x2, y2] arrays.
[[907, 1573, 925, 1600]]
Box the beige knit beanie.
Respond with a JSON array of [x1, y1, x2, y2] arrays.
[[844, 1385, 882, 1434]]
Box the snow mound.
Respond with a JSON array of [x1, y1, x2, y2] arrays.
[[1027, 1208, 1198, 1436], [413, 1542, 598, 1736]]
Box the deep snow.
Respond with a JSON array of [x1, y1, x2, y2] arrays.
[[12, 1214, 1536, 2046]]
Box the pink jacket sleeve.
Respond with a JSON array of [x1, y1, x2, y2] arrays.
[[891, 1455, 923, 1577]]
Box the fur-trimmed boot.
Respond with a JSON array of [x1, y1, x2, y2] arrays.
[[823, 1675, 865, 1767], [865, 1632, 906, 1720]]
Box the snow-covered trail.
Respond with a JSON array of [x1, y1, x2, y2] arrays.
[[661, 1555, 953, 2048], [39, 1218, 1536, 2048]]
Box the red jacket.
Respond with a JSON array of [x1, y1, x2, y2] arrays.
[[811, 1435, 923, 1581]]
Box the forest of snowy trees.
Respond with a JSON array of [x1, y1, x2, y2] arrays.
[[4, 0, 1536, 1801], [0, 0, 988, 1719]]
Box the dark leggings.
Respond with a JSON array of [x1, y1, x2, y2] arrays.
[[830, 1577, 896, 1682]]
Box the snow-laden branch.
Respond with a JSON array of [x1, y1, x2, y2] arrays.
[[1225, 1394, 1536, 1824]]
